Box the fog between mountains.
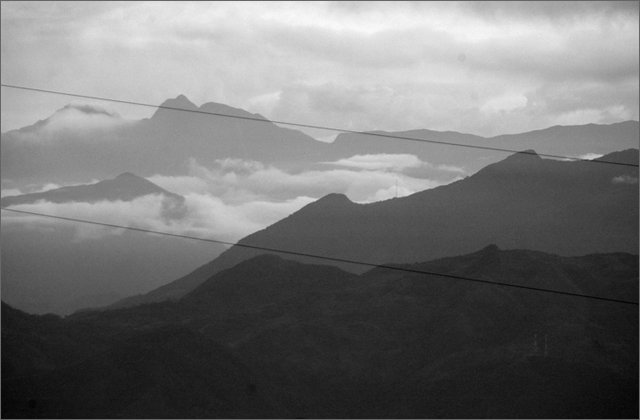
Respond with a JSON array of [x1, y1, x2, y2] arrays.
[[2, 153, 463, 243]]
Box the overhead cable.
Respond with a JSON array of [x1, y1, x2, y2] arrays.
[[3, 207, 637, 306], [2, 83, 638, 168]]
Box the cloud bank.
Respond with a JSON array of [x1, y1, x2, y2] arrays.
[[2, 153, 463, 243]]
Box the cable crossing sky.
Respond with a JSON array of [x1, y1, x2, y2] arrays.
[[2, 83, 638, 168], [2, 207, 638, 307]]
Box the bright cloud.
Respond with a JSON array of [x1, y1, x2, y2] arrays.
[[2, 193, 316, 244], [6, 103, 131, 144], [3, 152, 464, 244], [42, 104, 126, 133], [323, 153, 466, 181], [577, 152, 605, 160], [1, 2, 637, 136], [176, 155, 458, 202], [552, 152, 606, 162], [326, 154, 423, 171]]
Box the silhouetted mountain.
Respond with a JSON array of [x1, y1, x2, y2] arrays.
[[151, 94, 199, 117], [36, 247, 637, 418], [113, 148, 638, 308], [152, 95, 269, 122], [1, 95, 328, 185], [1, 172, 183, 208], [330, 120, 640, 173], [2, 94, 637, 185]]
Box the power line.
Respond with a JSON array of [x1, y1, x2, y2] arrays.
[[3, 207, 637, 306], [2, 83, 638, 168]]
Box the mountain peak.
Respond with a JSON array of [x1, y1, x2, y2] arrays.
[[315, 193, 353, 206], [199, 101, 269, 121], [164, 94, 196, 108], [475, 149, 542, 176], [595, 148, 639, 166], [289, 193, 356, 220], [114, 172, 141, 180], [508, 149, 540, 159], [480, 244, 500, 253], [152, 95, 198, 119], [109, 172, 156, 188]]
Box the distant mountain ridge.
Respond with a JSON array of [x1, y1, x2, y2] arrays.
[[1, 172, 183, 208], [110, 148, 639, 309], [330, 120, 639, 173], [1, 95, 327, 185], [151, 94, 270, 121], [2, 93, 637, 185]]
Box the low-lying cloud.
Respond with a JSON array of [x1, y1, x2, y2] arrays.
[[11, 103, 131, 143], [152, 154, 463, 203], [326, 153, 423, 171], [323, 153, 466, 180], [2, 194, 315, 244], [3, 153, 463, 243], [577, 153, 605, 160], [44, 104, 125, 132]]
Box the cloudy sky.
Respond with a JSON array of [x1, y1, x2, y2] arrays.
[[2, 1, 638, 137]]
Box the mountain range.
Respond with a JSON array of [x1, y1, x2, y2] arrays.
[[330, 120, 640, 170], [2, 94, 638, 186], [1, 172, 184, 209], [3, 245, 637, 418], [112, 147, 639, 308], [1, 96, 327, 185]]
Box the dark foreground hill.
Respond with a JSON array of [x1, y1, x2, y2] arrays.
[[112, 148, 639, 308], [4, 246, 637, 418], [1, 304, 280, 419]]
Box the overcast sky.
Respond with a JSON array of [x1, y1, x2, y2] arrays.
[[1, 1, 638, 137]]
